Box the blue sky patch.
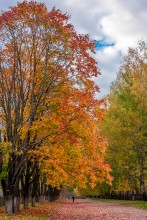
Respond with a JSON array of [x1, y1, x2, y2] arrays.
[[96, 39, 115, 50]]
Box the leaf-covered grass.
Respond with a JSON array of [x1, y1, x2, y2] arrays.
[[92, 198, 147, 210], [0, 202, 57, 220]]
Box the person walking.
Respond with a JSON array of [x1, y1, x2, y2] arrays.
[[72, 195, 75, 202]]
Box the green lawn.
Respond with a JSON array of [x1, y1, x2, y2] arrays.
[[92, 198, 147, 210]]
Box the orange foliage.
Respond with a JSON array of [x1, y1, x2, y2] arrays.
[[29, 85, 112, 188], [0, 1, 112, 192]]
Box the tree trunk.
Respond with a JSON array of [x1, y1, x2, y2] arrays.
[[48, 194, 51, 202], [5, 196, 13, 214], [2, 179, 20, 214], [31, 174, 39, 207], [13, 196, 20, 213], [31, 196, 36, 207], [24, 196, 29, 209], [39, 178, 46, 204], [39, 195, 45, 204], [139, 161, 145, 193]]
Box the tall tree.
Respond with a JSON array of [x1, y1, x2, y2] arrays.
[[102, 40, 147, 193], [29, 89, 112, 189], [0, 1, 111, 213]]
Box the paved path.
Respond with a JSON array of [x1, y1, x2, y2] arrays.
[[49, 199, 147, 220]]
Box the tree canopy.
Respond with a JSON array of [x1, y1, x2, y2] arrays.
[[0, 1, 111, 213], [102, 40, 147, 193]]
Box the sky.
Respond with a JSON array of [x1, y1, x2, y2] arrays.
[[0, 0, 147, 98]]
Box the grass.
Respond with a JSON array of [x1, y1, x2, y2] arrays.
[[92, 198, 147, 210], [0, 202, 57, 220]]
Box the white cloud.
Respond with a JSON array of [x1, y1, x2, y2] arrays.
[[0, 0, 147, 97], [94, 46, 123, 98]]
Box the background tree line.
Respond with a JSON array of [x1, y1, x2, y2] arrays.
[[78, 40, 147, 201], [84, 40, 147, 199]]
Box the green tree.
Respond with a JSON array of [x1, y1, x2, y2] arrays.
[[102, 40, 147, 193]]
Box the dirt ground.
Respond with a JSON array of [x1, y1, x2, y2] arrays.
[[49, 199, 147, 220]]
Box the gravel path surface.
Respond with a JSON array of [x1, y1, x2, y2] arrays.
[[49, 199, 147, 220]]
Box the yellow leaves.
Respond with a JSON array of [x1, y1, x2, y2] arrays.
[[18, 124, 30, 141], [0, 0, 112, 193], [0, 142, 12, 154], [29, 119, 111, 188], [115, 177, 131, 192], [101, 41, 147, 193], [31, 117, 58, 138]]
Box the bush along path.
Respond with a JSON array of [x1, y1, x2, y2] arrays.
[[49, 199, 147, 220]]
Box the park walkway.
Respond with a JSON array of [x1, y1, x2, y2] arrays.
[[49, 199, 147, 220]]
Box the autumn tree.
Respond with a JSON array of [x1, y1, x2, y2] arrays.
[[102, 40, 147, 194], [30, 88, 112, 188], [0, 1, 111, 213]]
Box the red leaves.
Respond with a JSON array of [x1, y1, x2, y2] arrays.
[[0, 199, 147, 219], [0, 0, 112, 194], [0, 202, 57, 219], [49, 199, 147, 220]]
